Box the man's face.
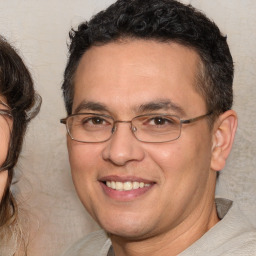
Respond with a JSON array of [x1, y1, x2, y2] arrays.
[[67, 40, 217, 240]]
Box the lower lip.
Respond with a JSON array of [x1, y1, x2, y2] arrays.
[[100, 182, 154, 201]]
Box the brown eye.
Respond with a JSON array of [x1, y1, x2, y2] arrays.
[[79, 114, 113, 128], [91, 117, 105, 125], [148, 116, 176, 126], [153, 117, 167, 125]]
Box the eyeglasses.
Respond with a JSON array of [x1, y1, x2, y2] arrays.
[[0, 100, 12, 118], [60, 111, 212, 143]]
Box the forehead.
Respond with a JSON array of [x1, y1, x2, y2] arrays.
[[73, 39, 206, 116]]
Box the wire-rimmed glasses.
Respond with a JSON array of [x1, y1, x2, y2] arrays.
[[0, 99, 12, 118], [60, 112, 212, 143]]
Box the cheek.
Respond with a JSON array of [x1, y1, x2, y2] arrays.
[[145, 142, 187, 187], [0, 119, 12, 202], [67, 140, 104, 216], [0, 125, 9, 202], [146, 141, 187, 169], [0, 125, 10, 166], [0, 171, 8, 202], [67, 140, 100, 173], [67, 139, 103, 197], [145, 132, 212, 182], [144, 133, 213, 218]]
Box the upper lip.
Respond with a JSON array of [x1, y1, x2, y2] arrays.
[[99, 175, 155, 184]]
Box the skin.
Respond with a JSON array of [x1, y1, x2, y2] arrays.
[[67, 40, 237, 256], [0, 96, 12, 202]]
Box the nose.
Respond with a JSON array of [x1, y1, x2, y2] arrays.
[[102, 122, 145, 166]]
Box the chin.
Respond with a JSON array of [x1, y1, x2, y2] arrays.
[[107, 227, 150, 241], [97, 212, 154, 240]]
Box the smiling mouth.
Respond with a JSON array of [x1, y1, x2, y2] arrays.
[[105, 181, 151, 191]]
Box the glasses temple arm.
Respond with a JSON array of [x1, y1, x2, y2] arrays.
[[181, 111, 213, 124], [60, 118, 67, 124]]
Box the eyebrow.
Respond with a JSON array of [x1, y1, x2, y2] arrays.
[[74, 99, 186, 116], [74, 100, 109, 114], [137, 99, 186, 116]]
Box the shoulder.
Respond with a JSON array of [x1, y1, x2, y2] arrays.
[[210, 199, 256, 255], [211, 230, 256, 256], [61, 230, 111, 256], [181, 199, 256, 256]]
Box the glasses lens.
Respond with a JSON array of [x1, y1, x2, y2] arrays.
[[67, 114, 113, 142], [132, 114, 181, 142]]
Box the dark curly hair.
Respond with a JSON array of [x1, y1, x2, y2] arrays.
[[0, 35, 41, 243], [62, 0, 233, 119]]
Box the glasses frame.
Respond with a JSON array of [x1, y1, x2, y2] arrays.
[[60, 111, 213, 143], [0, 100, 12, 118]]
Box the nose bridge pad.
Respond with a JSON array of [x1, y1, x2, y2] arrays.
[[111, 121, 136, 137], [131, 125, 137, 133], [111, 125, 116, 134]]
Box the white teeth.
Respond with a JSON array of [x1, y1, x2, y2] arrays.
[[105, 181, 151, 191], [115, 182, 123, 191], [133, 181, 140, 189], [111, 181, 116, 189], [123, 182, 133, 191]]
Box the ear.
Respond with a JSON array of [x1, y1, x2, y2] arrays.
[[211, 110, 238, 171]]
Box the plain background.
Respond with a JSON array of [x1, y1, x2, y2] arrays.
[[0, 0, 255, 255]]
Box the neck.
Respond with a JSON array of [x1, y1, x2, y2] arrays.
[[110, 196, 219, 256]]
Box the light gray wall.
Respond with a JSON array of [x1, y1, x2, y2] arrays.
[[0, 1, 255, 255]]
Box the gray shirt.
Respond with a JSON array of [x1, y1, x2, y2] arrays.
[[62, 198, 256, 256]]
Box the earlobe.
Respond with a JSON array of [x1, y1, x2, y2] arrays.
[[211, 110, 238, 171]]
